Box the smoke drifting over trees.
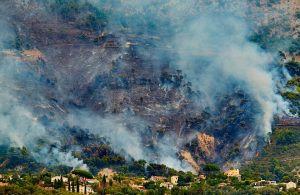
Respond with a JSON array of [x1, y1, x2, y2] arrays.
[[0, 0, 293, 171]]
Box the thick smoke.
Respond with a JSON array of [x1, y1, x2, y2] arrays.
[[0, 15, 192, 170], [0, 19, 88, 170], [86, 0, 290, 159], [65, 110, 192, 171], [89, 0, 290, 136], [173, 14, 289, 136], [0, 0, 292, 172]]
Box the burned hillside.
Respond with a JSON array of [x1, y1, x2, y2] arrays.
[[0, 0, 297, 172]]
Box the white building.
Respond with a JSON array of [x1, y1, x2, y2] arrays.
[[65, 184, 95, 195], [51, 176, 68, 183], [160, 182, 174, 190], [150, 176, 166, 182], [130, 183, 145, 191], [0, 182, 8, 187], [86, 178, 99, 185], [286, 181, 297, 190], [253, 180, 277, 189], [224, 169, 241, 180], [79, 185, 95, 194], [171, 176, 178, 185], [98, 168, 117, 181]]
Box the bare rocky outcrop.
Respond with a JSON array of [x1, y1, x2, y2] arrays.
[[197, 133, 216, 161], [180, 150, 200, 173]]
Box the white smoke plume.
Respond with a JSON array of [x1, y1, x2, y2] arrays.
[[0, 19, 88, 170], [0, 0, 293, 172], [173, 14, 290, 136], [65, 110, 193, 171]]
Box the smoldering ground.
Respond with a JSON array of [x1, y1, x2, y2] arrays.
[[0, 0, 293, 172]]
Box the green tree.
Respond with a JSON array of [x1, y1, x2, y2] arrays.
[[177, 171, 194, 186], [68, 176, 71, 191], [72, 181, 75, 192], [101, 175, 107, 187], [59, 175, 64, 188], [109, 179, 113, 186], [282, 175, 291, 182], [143, 181, 157, 190], [72, 169, 93, 179], [53, 179, 57, 189], [76, 178, 79, 192], [203, 164, 220, 172]]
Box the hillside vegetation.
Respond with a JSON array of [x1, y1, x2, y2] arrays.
[[242, 127, 300, 182]]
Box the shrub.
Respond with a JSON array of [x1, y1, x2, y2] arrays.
[[203, 164, 220, 172], [71, 169, 93, 179]]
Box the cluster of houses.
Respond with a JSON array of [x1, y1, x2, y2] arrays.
[[49, 175, 98, 194], [128, 175, 179, 191], [223, 169, 298, 192], [252, 180, 297, 191], [154, 175, 179, 190], [44, 167, 300, 193], [46, 174, 99, 195], [0, 167, 299, 193], [126, 169, 242, 191], [50, 168, 118, 194]]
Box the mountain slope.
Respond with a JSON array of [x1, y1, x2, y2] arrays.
[[0, 0, 299, 173]]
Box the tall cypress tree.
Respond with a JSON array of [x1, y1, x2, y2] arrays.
[[76, 177, 80, 192], [102, 175, 106, 187], [72, 181, 75, 192], [68, 176, 71, 191], [53, 179, 57, 189], [59, 175, 64, 188]]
